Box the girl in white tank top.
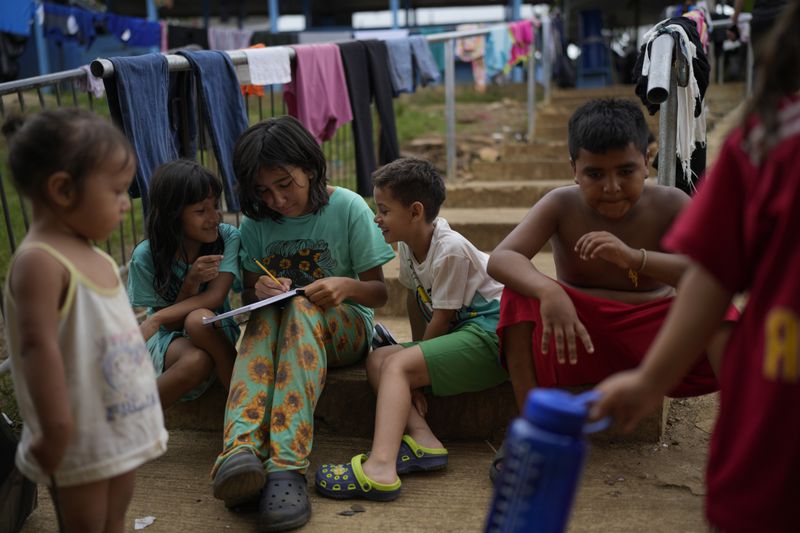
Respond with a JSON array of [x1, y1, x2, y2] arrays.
[[2, 109, 167, 531]]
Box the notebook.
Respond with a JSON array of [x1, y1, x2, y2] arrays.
[[201, 288, 305, 325]]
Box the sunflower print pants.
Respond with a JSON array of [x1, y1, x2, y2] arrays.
[[212, 296, 368, 476]]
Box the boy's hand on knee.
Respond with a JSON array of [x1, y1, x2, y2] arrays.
[[540, 286, 594, 365], [575, 231, 638, 270]]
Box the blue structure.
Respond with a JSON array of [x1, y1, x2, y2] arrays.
[[576, 9, 612, 88]]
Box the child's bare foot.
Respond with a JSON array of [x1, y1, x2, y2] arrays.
[[361, 456, 400, 485], [407, 427, 444, 450]]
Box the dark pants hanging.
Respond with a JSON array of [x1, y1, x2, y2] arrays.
[[338, 40, 400, 197]]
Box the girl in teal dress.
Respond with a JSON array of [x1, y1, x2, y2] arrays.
[[128, 160, 240, 408]]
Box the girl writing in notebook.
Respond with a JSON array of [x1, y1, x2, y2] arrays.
[[210, 116, 394, 532], [2, 109, 167, 532], [127, 160, 240, 408]]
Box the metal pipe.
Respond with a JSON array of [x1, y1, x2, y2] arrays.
[[0, 68, 85, 93], [542, 15, 552, 104], [658, 63, 678, 188], [646, 33, 675, 105], [527, 33, 536, 142], [90, 49, 296, 78], [746, 38, 754, 96], [444, 38, 456, 181]]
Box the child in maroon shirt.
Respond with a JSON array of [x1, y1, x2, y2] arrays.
[[593, 4, 800, 530]]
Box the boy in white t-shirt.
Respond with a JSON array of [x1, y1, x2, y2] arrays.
[[315, 158, 508, 501]]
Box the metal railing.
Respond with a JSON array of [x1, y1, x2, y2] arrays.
[[646, 15, 752, 187], [0, 22, 547, 285]]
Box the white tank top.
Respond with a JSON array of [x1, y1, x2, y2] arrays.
[[3, 243, 168, 486]]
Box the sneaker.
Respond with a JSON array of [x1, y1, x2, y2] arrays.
[[372, 323, 398, 350]]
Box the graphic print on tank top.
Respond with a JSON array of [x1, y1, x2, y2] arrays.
[[257, 239, 338, 286]]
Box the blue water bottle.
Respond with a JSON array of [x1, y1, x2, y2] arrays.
[[484, 389, 608, 533]]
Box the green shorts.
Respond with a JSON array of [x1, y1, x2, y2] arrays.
[[402, 321, 509, 397]]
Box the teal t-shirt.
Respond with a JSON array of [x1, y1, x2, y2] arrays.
[[239, 187, 395, 332], [127, 222, 241, 315]]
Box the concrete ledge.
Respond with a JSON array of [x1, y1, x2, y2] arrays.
[[445, 180, 572, 208], [471, 160, 574, 181], [163, 366, 667, 444]]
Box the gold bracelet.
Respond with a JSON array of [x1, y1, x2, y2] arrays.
[[627, 249, 647, 288]]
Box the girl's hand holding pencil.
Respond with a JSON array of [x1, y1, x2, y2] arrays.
[[253, 258, 292, 300]]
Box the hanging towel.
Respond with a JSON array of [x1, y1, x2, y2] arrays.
[[0, 0, 35, 36], [176, 50, 249, 212], [236, 45, 291, 85], [106, 14, 161, 48], [207, 26, 254, 51], [418, 27, 446, 72], [485, 26, 512, 79], [385, 35, 440, 95], [75, 65, 105, 98], [43, 3, 102, 47], [409, 36, 441, 86], [456, 24, 487, 92], [507, 20, 533, 72], [284, 43, 353, 144], [103, 53, 178, 210], [338, 40, 399, 196]]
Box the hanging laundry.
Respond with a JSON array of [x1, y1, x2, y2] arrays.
[[353, 29, 409, 41], [0, 0, 35, 36], [682, 8, 711, 54], [418, 26, 446, 72], [284, 43, 353, 144], [159, 21, 168, 52], [485, 25, 512, 81], [337, 40, 399, 197], [207, 26, 253, 51], [106, 13, 160, 48], [236, 45, 291, 88], [43, 2, 102, 47], [384, 36, 440, 95], [176, 50, 249, 211], [506, 20, 534, 73], [455, 24, 487, 93], [75, 64, 105, 97], [635, 17, 710, 193], [167, 24, 209, 50], [103, 53, 178, 210]]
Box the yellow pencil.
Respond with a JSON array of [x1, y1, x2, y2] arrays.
[[252, 257, 283, 287]]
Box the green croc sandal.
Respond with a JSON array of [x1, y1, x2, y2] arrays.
[[396, 434, 448, 474], [315, 454, 401, 501]]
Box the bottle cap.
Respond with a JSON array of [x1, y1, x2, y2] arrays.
[[523, 389, 591, 437]]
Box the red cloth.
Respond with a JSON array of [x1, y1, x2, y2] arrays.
[[497, 283, 736, 398], [663, 95, 800, 533]]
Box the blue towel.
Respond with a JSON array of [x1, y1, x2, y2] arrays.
[[385, 37, 441, 96], [0, 0, 34, 36], [485, 27, 512, 79], [176, 50, 248, 212], [104, 53, 178, 211], [105, 13, 161, 48], [409, 36, 441, 86]]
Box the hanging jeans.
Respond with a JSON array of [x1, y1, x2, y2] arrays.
[[338, 40, 400, 197], [212, 297, 368, 475]]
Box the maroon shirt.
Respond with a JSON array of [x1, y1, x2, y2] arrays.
[[664, 96, 800, 532]]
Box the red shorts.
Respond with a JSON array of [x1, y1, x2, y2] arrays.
[[497, 284, 739, 398]]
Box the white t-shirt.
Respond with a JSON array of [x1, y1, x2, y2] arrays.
[[398, 218, 502, 331]]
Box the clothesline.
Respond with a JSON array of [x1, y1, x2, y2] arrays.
[[90, 21, 536, 78]]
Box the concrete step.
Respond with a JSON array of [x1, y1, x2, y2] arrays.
[[501, 141, 567, 160], [471, 158, 574, 181], [445, 179, 571, 208], [437, 206, 529, 251]]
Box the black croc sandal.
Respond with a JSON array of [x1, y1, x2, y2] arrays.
[[258, 471, 311, 532], [213, 450, 266, 508], [489, 442, 505, 484]]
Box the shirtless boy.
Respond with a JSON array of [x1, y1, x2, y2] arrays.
[[487, 98, 733, 418]]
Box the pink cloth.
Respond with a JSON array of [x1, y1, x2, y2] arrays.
[[508, 20, 533, 68], [682, 10, 709, 54], [284, 44, 353, 144]]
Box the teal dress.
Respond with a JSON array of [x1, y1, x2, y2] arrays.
[[127, 223, 241, 401]]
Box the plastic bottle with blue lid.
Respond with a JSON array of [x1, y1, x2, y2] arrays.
[[484, 388, 609, 533]]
